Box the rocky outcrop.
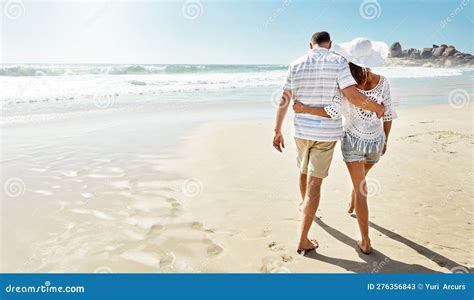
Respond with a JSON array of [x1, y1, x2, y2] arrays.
[[443, 47, 456, 57], [386, 41, 473, 67], [433, 46, 446, 57], [389, 42, 402, 57], [421, 48, 432, 58]]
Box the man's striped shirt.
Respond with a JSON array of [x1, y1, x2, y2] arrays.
[[283, 47, 356, 141]]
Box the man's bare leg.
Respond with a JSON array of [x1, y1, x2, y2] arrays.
[[298, 176, 322, 251], [347, 163, 375, 214], [299, 173, 307, 207], [345, 161, 371, 254]]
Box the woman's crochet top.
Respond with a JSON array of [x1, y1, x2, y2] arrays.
[[324, 75, 397, 152]]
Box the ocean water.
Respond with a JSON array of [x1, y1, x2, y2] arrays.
[[1, 64, 473, 126]]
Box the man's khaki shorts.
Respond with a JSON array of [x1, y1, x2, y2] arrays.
[[295, 138, 337, 178]]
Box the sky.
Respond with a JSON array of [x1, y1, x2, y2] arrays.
[[1, 0, 473, 64]]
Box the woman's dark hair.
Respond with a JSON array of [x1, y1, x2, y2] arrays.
[[349, 62, 370, 85]]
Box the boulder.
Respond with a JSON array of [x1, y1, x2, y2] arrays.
[[440, 44, 448, 48], [432, 46, 446, 57], [433, 44, 439, 48], [389, 42, 402, 57], [442, 47, 456, 56], [421, 48, 433, 58], [410, 51, 421, 59], [405, 48, 417, 55]]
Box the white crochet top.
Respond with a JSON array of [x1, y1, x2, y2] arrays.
[[324, 76, 397, 152]]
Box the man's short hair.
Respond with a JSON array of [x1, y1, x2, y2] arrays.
[[311, 32, 331, 45]]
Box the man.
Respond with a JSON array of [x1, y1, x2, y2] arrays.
[[272, 32, 384, 254]]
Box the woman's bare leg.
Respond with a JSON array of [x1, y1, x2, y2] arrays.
[[347, 163, 375, 214], [345, 161, 371, 254]]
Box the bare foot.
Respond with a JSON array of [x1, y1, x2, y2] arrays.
[[347, 202, 355, 214], [297, 238, 319, 255], [357, 240, 372, 255]]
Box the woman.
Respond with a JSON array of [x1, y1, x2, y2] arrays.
[[293, 38, 396, 254]]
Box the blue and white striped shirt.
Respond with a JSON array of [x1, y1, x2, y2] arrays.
[[283, 47, 356, 141]]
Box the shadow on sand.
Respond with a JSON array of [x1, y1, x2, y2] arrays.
[[304, 217, 471, 273]]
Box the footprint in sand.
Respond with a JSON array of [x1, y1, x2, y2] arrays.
[[260, 257, 291, 273], [268, 241, 284, 251], [119, 250, 174, 269], [165, 198, 182, 209], [262, 228, 272, 237], [262, 242, 293, 272], [202, 238, 224, 256]]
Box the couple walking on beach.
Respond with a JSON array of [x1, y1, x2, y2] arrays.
[[273, 32, 396, 255]]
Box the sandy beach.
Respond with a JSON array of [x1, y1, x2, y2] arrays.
[[1, 101, 472, 273], [175, 103, 473, 273]]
